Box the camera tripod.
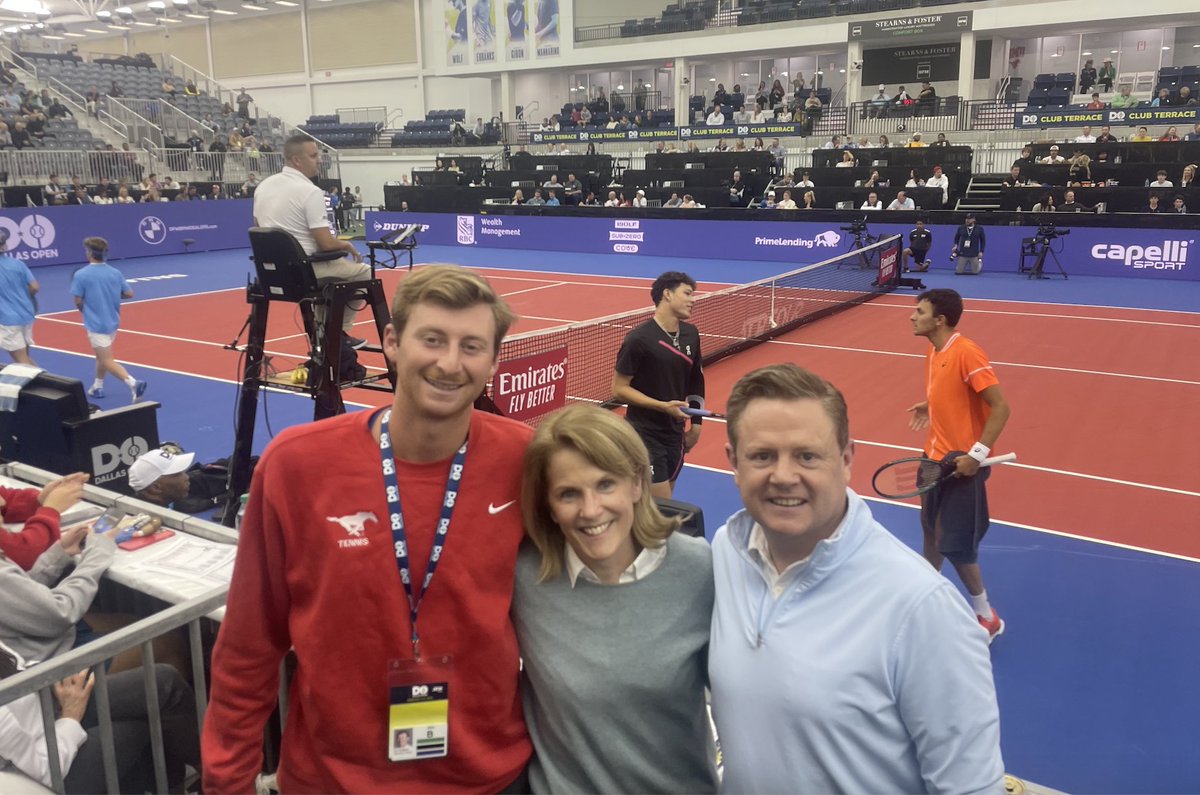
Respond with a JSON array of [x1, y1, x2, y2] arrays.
[[1024, 233, 1069, 280]]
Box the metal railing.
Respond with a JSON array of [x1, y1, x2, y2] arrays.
[[0, 149, 153, 187], [103, 97, 165, 149], [0, 586, 227, 794], [336, 106, 388, 124]]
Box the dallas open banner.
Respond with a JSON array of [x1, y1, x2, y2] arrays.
[[2, 200, 253, 268], [446, 0, 469, 66], [492, 346, 567, 421], [505, 0, 528, 60], [1015, 106, 1200, 129], [368, 210, 1200, 281], [472, 0, 496, 64]]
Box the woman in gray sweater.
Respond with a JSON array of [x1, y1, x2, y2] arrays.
[[513, 404, 717, 794]]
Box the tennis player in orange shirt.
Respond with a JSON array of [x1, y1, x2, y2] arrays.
[[908, 289, 1011, 643]]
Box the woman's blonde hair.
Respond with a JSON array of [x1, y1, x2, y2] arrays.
[[521, 404, 680, 583]]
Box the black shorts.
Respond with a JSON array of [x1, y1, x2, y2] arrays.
[[919, 452, 991, 564], [632, 424, 685, 484], [907, 246, 930, 263]]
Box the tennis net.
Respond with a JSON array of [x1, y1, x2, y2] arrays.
[[489, 233, 901, 421]]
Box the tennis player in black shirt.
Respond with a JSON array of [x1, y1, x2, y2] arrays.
[[902, 218, 933, 272], [613, 271, 705, 498]]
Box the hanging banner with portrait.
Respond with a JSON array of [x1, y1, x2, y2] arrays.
[[472, 0, 497, 64], [505, 0, 528, 60], [533, 0, 559, 58], [446, 0, 468, 66]]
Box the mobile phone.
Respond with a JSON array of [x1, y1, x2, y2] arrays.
[[92, 507, 124, 534]]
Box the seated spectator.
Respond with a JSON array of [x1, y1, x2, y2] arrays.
[[823, 135, 843, 150], [544, 190, 560, 207], [186, 184, 202, 201], [617, 192, 632, 208], [1145, 193, 1164, 213], [0, 121, 10, 147], [916, 81, 937, 116], [1111, 85, 1137, 109], [1151, 88, 1171, 107], [733, 139, 747, 152], [729, 170, 747, 206], [562, 173, 582, 204], [241, 172, 260, 196], [860, 192, 882, 210], [580, 191, 599, 206], [542, 174, 562, 190], [663, 192, 683, 208], [1099, 58, 1116, 92], [713, 83, 730, 107], [903, 169, 923, 188], [906, 133, 927, 148], [926, 165, 949, 204], [1130, 126, 1152, 142], [43, 175, 67, 204], [801, 190, 817, 209], [10, 121, 31, 149], [835, 151, 856, 168], [115, 186, 135, 204], [1178, 86, 1196, 106], [579, 106, 592, 125], [706, 104, 725, 126], [604, 191, 619, 207], [68, 186, 93, 205], [732, 105, 750, 124], [931, 133, 949, 148], [1002, 165, 1027, 187], [107, 81, 123, 98], [162, 78, 177, 97], [1160, 126, 1180, 142], [1186, 123, 1200, 142], [46, 97, 71, 119], [877, 134, 891, 148], [511, 188, 526, 204], [1181, 164, 1197, 188], [161, 176, 179, 190], [1171, 195, 1188, 213], [711, 138, 728, 152], [1080, 60, 1098, 94], [207, 183, 224, 201], [1067, 152, 1092, 183], [1032, 193, 1056, 212], [1095, 125, 1117, 143], [768, 138, 786, 172], [680, 194, 698, 208], [864, 170, 889, 188], [0, 475, 90, 570], [1058, 189, 1085, 212], [866, 84, 890, 118], [1149, 170, 1173, 188], [1075, 125, 1097, 143], [776, 190, 797, 210], [1039, 145, 1065, 164], [447, 159, 462, 172], [762, 191, 777, 209], [893, 85, 912, 106], [526, 189, 546, 206], [1086, 93, 1105, 110], [754, 81, 769, 107], [750, 103, 768, 124], [769, 79, 786, 109], [184, 80, 200, 96], [795, 172, 814, 188], [631, 189, 647, 208], [753, 137, 765, 151], [887, 190, 916, 211], [803, 91, 822, 120]]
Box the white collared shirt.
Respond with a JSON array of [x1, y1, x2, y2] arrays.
[[251, 165, 329, 255], [565, 543, 667, 587], [747, 522, 843, 598]]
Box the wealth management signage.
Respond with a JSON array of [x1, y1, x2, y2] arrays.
[[849, 11, 972, 43]]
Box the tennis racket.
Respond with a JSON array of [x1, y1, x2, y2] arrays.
[[680, 406, 725, 419], [872, 452, 1017, 499]]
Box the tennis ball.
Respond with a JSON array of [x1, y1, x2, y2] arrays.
[[291, 366, 308, 385]]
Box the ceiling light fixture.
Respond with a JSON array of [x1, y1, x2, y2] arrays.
[[274, 0, 298, 5], [84, 26, 108, 32], [64, 31, 85, 36]]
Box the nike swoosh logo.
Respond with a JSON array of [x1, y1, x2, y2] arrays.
[[488, 500, 516, 515]]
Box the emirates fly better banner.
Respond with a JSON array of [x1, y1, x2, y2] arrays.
[[492, 346, 568, 421]]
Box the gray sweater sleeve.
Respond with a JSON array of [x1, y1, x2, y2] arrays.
[[0, 536, 115, 640]]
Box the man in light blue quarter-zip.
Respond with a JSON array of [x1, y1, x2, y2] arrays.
[[709, 363, 1004, 794]]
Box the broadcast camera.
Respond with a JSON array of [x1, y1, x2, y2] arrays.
[[841, 217, 870, 235], [1036, 223, 1070, 241]]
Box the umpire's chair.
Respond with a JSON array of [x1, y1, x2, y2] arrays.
[[222, 228, 397, 525]]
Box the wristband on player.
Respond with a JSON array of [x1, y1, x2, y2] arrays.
[[967, 442, 990, 463]]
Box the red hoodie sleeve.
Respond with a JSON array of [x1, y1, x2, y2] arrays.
[[0, 487, 61, 571]]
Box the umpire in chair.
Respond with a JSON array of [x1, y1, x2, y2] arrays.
[[252, 134, 370, 348]]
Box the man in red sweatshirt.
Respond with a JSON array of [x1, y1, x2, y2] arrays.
[[0, 473, 89, 569], [203, 265, 534, 793]]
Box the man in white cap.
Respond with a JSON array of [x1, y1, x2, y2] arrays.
[[868, 84, 890, 118], [1039, 145, 1065, 164], [632, 189, 648, 208], [128, 446, 195, 507]]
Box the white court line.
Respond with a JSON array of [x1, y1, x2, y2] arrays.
[[500, 281, 569, 297], [870, 300, 1200, 329], [679, 461, 1200, 565], [38, 285, 247, 318], [758, 338, 1200, 387]]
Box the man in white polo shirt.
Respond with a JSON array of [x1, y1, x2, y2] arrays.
[[252, 134, 370, 345]]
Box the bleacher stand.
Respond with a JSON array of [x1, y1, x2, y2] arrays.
[[298, 114, 381, 148]]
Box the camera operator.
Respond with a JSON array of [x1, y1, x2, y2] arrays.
[[902, 218, 933, 273], [951, 213, 986, 275]]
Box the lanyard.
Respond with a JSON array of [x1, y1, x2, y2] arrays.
[[377, 408, 468, 660]]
